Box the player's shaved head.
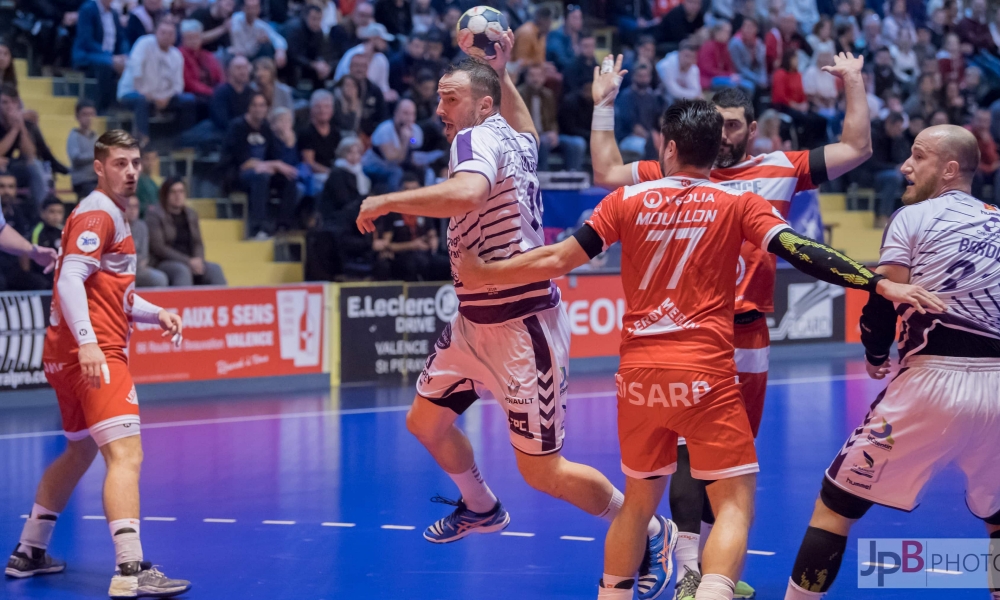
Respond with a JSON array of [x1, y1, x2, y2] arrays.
[[900, 124, 978, 204], [920, 125, 979, 176]]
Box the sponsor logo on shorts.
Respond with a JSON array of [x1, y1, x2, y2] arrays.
[[126, 385, 138, 405], [849, 451, 881, 480], [76, 231, 101, 253], [506, 376, 521, 397], [846, 477, 872, 490], [867, 418, 895, 451], [507, 411, 532, 439], [559, 366, 568, 397], [619, 379, 712, 407], [436, 323, 452, 350], [505, 396, 534, 405], [43, 362, 65, 374]]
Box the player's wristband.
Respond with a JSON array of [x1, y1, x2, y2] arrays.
[[865, 273, 886, 294], [592, 107, 615, 131]]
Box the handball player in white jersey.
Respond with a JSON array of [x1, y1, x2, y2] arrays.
[[784, 125, 1000, 599], [356, 33, 676, 592]]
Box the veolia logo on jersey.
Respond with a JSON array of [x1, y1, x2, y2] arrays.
[[76, 231, 101, 253]]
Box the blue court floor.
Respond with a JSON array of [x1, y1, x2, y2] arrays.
[[0, 352, 991, 599]]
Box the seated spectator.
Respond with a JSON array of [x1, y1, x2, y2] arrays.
[[832, 0, 861, 44], [330, 1, 374, 61], [557, 80, 593, 168], [614, 63, 665, 161], [72, 0, 130, 113], [881, 0, 916, 47], [422, 28, 449, 76], [751, 109, 790, 154], [772, 50, 829, 148], [180, 55, 253, 148], [221, 92, 299, 239], [937, 33, 965, 83], [180, 19, 224, 103], [835, 22, 858, 55], [298, 89, 341, 188], [872, 47, 900, 98], [374, 174, 450, 281], [137, 147, 160, 215], [890, 29, 920, 90], [0, 38, 16, 89], [729, 18, 768, 94], [146, 176, 227, 286], [564, 30, 599, 94], [190, 0, 234, 53], [363, 99, 422, 192], [546, 5, 583, 73], [334, 23, 397, 103], [68, 100, 99, 200], [513, 6, 553, 68], [25, 196, 64, 288], [958, 0, 996, 56], [807, 17, 836, 67], [0, 85, 49, 208], [519, 64, 557, 172], [0, 174, 48, 291], [411, 0, 440, 36], [962, 66, 988, 112], [118, 19, 197, 144], [404, 70, 439, 122], [858, 14, 886, 64], [903, 73, 941, 120], [389, 33, 428, 95], [914, 26, 938, 62], [700, 22, 745, 92], [268, 107, 301, 170], [318, 136, 370, 228], [282, 4, 332, 89], [658, 39, 702, 103], [803, 50, 840, 116], [375, 0, 412, 36], [853, 113, 909, 227], [126, 0, 168, 46], [929, 109, 951, 126], [345, 53, 389, 128], [332, 75, 363, 136], [127, 194, 169, 287], [944, 80, 972, 124], [967, 108, 1000, 205], [656, 0, 706, 51], [622, 36, 661, 90], [229, 0, 287, 68], [252, 57, 295, 113]]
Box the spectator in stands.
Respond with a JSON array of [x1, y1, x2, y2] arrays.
[[858, 13, 886, 63], [958, 0, 996, 55], [519, 64, 565, 172], [614, 62, 665, 161], [872, 46, 900, 98], [282, 4, 332, 89], [513, 6, 553, 68], [991, 7, 1000, 53], [902, 73, 940, 119], [929, 109, 951, 126], [0, 85, 48, 208], [966, 108, 1000, 205], [299, 89, 341, 188], [411, 0, 439, 35], [622, 35, 661, 90], [0, 174, 49, 291], [26, 196, 65, 288], [882, 0, 916, 47], [126, 0, 167, 46], [267, 107, 302, 189], [944, 80, 972, 124], [835, 22, 858, 55], [752, 109, 789, 154], [559, 79, 593, 156], [729, 18, 769, 94], [807, 17, 836, 67], [252, 57, 295, 113], [375, 0, 412, 37], [423, 28, 449, 76], [404, 70, 439, 122], [937, 32, 965, 83], [190, 0, 234, 53], [330, 1, 375, 61], [862, 112, 910, 227], [439, 7, 463, 60], [833, 0, 861, 42], [389, 33, 428, 95], [563, 30, 599, 94], [335, 23, 397, 103], [118, 19, 197, 144], [914, 26, 938, 61], [180, 19, 223, 105], [700, 21, 743, 91], [332, 75, 363, 136], [803, 50, 840, 116], [181, 54, 253, 148], [546, 5, 583, 72], [137, 147, 160, 215], [788, 0, 820, 37], [221, 92, 299, 239], [67, 100, 99, 200], [319, 136, 369, 228], [347, 53, 389, 128], [363, 98, 421, 192], [657, 0, 706, 51], [505, 0, 533, 33], [73, 0, 130, 113], [374, 173, 450, 281], [772, 49, 828, 148], [146, 176, 227, 286], [658, 38, 702, 103], [765, 13, 809, 74], [962, 66, 988, 111], [229, 0, 288, 68], [127, 195, 169, 287], [0, 38, 16, 89], [890, 28, 920, 90]]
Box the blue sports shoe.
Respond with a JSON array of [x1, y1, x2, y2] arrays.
[[637, 516, 679, 600], [423, 496, 510, 543]]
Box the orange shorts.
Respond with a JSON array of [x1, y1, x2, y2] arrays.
[[45, 355, 140, 447], [733, 316, 770, 437], [616, 368, 759, 480]]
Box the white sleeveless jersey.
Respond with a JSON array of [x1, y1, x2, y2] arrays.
[[446, 114, 559, 324], [880, 191, 1000, 361]]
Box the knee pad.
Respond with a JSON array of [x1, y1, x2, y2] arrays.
[[820, 477, 874, 520]]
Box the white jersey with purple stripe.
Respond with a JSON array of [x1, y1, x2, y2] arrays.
[[447, 113, 559, 324], [880, 191, 1000, 362]]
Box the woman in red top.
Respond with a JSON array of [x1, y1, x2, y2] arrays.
[[771, 49, 829, 148], [698, 21, 756, 94], [179, 20, 223, 101]]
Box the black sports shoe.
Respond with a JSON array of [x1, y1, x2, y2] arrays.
[[5, 545, 66, 578], [109, 561, 191, 598]]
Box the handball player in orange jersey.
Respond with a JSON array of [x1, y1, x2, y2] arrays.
[[457, 100, 943, 600], [5, 130, 190, 599], [590, 52, 875, 597]]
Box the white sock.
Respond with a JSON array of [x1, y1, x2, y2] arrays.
[[647, 515, 662, 538], [598, 574, 634, 599], [675, 532, 701, 575], [698, 520, 714, 562], [598, 487, 624, 523], [785, 577, 825, 599], [695, 573, 735, 600], [18, 503, 59, 553], [108, 518, 143, 568], [447, 462, 497, 513]]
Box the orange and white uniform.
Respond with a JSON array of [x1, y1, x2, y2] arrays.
[[43, 191, 164, 447], [582, 174, 788, 479], [632, 149, 827, 435]]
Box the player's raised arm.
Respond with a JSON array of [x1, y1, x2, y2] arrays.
[[820, 53, 873, 180], [357, 171, 491, 233], [483, 30, 538, 144], [590, 55, 637, 189]]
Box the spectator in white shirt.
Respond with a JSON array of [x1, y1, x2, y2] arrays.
[[802, 50, 840, 115], [657, 39, 703, 102], [334, 23, 397, 103], [806, 16, 836, 66], [882, 0, 916, 46], [890, 28, 920, 89], [117, 19, 197, 141], [229, 0, 287, 68]]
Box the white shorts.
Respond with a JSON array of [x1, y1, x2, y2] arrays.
[[826, 356, 1000, 519], [416, 305, 570, 455]]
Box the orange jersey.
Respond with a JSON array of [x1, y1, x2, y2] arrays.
[[633, 149, 824, 313], [585, 174, 787, 376], [45, 191, 137, 364]]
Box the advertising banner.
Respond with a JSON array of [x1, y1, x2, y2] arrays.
[[0, 291, 51, 390], [130, 285, 327, 383], [555, 275, 625, 358], [768, 267, 846, 345]]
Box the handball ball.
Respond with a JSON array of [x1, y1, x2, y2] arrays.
[[457, 6, 510, 59]]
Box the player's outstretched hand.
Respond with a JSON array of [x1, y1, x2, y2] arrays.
[[29, 245, 58, 274], [865, 356, 891, 380], [357, 195, 390, 234], [875, 280, 949, 314], [158, 309, 183, 348], [822, 52, 864, 79], [592, 54, 627, 108], [484, 29, 515, 76], [78, 343, 108, 389]]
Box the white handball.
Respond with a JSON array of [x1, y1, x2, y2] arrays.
[[457, 6, 510, 59]]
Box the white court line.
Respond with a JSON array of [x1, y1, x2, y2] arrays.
[[143, 517, 176, 522], [0, 374, 872, 442], [322, 522, 356, 528], [560, 536, 595, 542], [747, 550, 775, 556], [203, 518, 236, 523], [82, 515, 104, 520], [381, 525, 415, 530], [500, 532, 535, 537], [262, 520, 296, 525], [20, 515, 28, 519]]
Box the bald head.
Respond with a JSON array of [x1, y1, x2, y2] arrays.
[[901, 124, 978, 204], [919, 125, 980, 177]]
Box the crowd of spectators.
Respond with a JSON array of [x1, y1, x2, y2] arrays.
[[2, 0, 1000, 286]]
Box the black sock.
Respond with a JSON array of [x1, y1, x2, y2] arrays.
[[790, 526, 848, 593], [668, 445, 708, 534]]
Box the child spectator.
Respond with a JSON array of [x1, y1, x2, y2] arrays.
[[25, 196, 64, 287], [67, 99, 99, 200]]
